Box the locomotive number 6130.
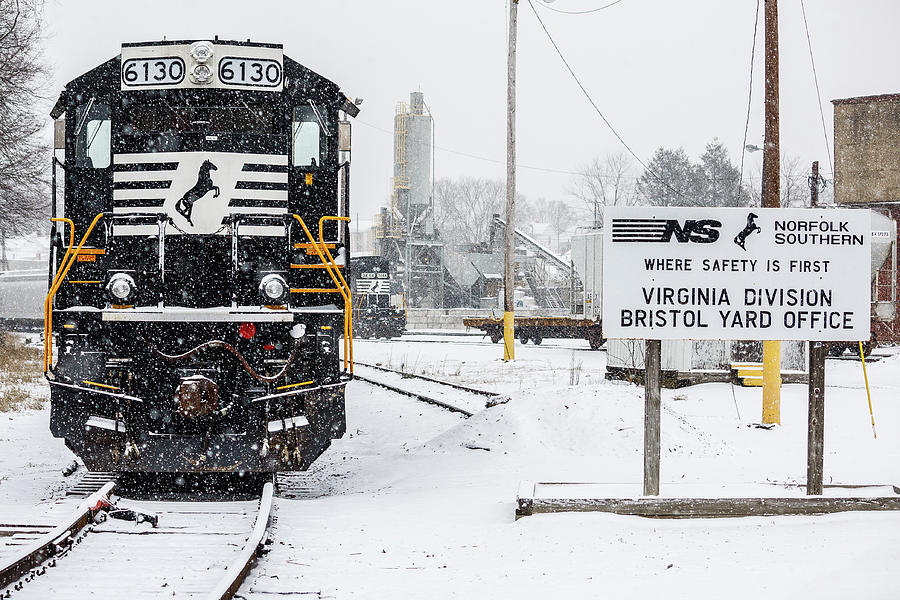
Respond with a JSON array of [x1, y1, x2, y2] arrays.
[[122, 57, 185, 86], [219, 57, 282, 88]]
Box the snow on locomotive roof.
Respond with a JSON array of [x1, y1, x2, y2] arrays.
[[121, 39, 282, 49]]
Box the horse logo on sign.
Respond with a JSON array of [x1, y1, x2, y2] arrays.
[[733, 212, 761, 251]]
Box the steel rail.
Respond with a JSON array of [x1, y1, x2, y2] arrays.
[[205, 481, 274, 600], [0, 480, 116, 591], [1, 481, 273, 599], [359, 337, 605, 351], [354, 361, 496, 398], [354, 374, 475, 417]]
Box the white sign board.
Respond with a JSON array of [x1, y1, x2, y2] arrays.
[[602, 206, 871, 341]]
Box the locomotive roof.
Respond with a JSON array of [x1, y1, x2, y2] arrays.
[[51, 39, 355, 118], [121, 39, 282, 49]]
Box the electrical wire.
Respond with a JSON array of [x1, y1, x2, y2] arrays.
[[800, 0, 833, 172], [525, 0, 686, 200], [356, 119, 583, 176], [737, 0, 760, 196], [534, 0, 628, 15]]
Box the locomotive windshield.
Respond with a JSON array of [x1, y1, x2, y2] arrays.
[[124, 103, 279, 135], [74, 99, 111, 168]]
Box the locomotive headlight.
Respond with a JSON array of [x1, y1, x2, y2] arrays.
[[259, 274, 288, 303], [191, 63, 212, 83], [106, 273, 137, 303], [190, 42, 214, 63], [290, 323, 306, 339]]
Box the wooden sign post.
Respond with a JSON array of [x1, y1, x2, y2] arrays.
[[807, 341, 826, 495], [644, 339, 661, 496]]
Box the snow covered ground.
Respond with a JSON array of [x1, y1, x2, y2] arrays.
[[247, 336, 900, 599], [3, 334, 900, 598]]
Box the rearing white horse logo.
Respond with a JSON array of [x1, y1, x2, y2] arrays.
[[175, 159, 220, 226]]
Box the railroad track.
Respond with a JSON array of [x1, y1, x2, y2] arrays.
[[360, 335, 603, 351], [0, 478, 273, 599], [352, 361, 509, 418]]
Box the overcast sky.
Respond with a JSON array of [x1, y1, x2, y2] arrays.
[[43, 0, 900, 220]]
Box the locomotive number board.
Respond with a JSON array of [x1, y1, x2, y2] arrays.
[[121, 42, 283, 92]]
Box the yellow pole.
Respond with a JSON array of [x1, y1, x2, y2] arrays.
[[859, 341, 877, 439], [760, 0, 781, 425], [762, 340, 781, 424], [503, 311, 515, 361]]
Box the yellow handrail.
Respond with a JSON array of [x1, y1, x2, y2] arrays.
[[51, 218, 75, 266], [46, 218, 75, 368], [318, 216, 353, 370], [45, 213, 105, 373], [291, 215, 353, 373]]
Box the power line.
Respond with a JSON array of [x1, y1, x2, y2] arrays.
[[738, 0, 760, 195], [533, 0, 628, 15], [800, 0, 833, 171], [525, 0, 686, 200], [356, 118, 583, 176]]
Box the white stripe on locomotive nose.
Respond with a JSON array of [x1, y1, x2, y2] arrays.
[[114, 171, 286, 184], [113, 190, 287, 202], [113, 171, 175, 182], [112, 223, 286, 237], [239, 226, 287, 237], [111, 206, 288, 217], [112, 189, 172, 201], [226, 206, 286, 215], [113, 152, 288, 165], [236, 171, 288, 184]]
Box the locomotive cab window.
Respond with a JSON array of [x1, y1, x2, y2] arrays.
[[292, 106, 322, 167], [126, 104, 278, 134], [74, 100, 111, 168]]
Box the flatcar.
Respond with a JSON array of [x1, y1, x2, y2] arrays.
[[45, 39, 359, 473], [349, 256, 405, 339]]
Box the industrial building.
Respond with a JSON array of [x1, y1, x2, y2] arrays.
[[373, 91, 577, 310]]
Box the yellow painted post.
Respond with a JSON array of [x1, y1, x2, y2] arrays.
[[859, 341, 877, 439], [503, 311, 515, 361], [762, 340, 781, 424], [760, 0, 781, 425]]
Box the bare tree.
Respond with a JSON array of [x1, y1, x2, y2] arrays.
[[780, 154, 808, 207], [0, 0, 48, 268], [570, 151, 636, 227], [542, 199, 576, 253], [433, 177, 505, 246], [744, 153, 809, 208]]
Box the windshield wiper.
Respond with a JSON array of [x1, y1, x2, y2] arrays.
[[239, 98, 269, 131], [74, 97, 95, 137], [307, 99, 332, 136]]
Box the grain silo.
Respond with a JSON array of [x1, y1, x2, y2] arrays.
[[377, 92, 444, 307]]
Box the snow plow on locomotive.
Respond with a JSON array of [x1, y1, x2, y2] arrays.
[[45, 39, 359, 473]]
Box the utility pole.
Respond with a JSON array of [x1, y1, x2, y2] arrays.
[[810, 161, 820, 208], [503, 0, 518, 362], [644, 339, 661, 496], [807, 160, 825, 495], [761, 0, 781, 425]]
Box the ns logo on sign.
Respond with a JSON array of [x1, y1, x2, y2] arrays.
[[611, 219, 722, 243]]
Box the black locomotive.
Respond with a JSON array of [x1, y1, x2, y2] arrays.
[[349, 256, 405, 339], [45, 39, 359, 473]]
